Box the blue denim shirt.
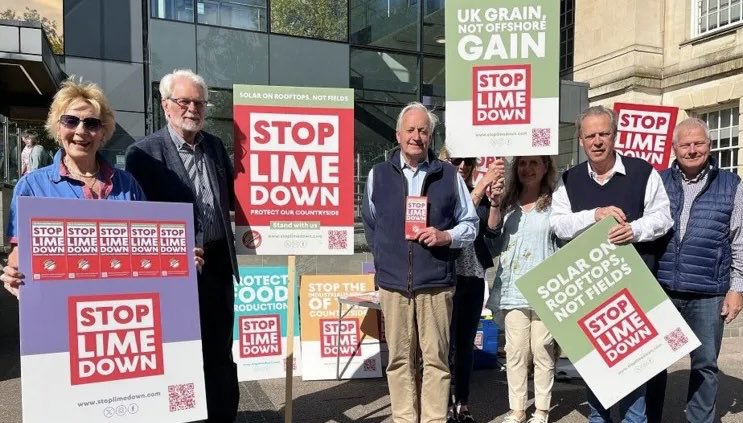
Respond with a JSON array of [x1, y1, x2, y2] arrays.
[[6, 150, 146, 241]]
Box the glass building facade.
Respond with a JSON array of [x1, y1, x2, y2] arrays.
[[0, 0, 584, 232]]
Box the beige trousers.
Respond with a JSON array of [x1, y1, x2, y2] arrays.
[[379, 286, 454, 423], [504, 308, 556, 411]]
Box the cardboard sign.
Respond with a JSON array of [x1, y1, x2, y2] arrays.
[[613, 103, 678, 170], [445, 1, 559, 157], [516, 218, 700, 408], [232, 266, 301, 380], [233, 85, 355, 255], [18, 198, 206, 423], [299, 275, 382, 380]]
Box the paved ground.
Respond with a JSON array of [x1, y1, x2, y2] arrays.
[[2, 329, 742, 422]]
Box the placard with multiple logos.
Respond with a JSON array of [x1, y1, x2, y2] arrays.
[[18, 197, 206, 423], [299, 275, 382, 380]]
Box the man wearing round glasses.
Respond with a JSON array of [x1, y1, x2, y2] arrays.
[[549, 105, 673, 423], [125, 69, 239, 422]]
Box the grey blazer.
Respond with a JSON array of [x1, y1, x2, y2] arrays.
[[125, 127, 239, 280]]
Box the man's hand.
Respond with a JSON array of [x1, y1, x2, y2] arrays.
[[608, 223, 634, 245], [193, 247, 205, 271], [721, 291, 743, 324], [595, 206, 627, 223], [416, 227, 452, 247]]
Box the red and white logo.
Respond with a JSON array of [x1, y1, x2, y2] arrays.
[[68, 293, 164, 385], [320, 318, 361, 358], [578, 289, 658, 367], [130, 222, 160, 277], [239, 315, 281, 358], [31, 219, 67, 279], [66, 220, 100, 279], [99, 221, 131, 278], [158, 222, 188, 276], [472, 64, 531, 125]]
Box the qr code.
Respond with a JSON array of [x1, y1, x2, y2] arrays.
[[363, 358, 377, 372], [665, 328, 689, 351], [532, 128, 551, 147], [328, 230, 347, 250], [168, 383, 195, 412]]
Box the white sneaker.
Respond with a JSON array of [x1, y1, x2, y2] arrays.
[[526, 413, 549, 423], [502, 413, 526, 423]]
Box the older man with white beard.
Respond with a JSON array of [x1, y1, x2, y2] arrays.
[[125, 69, 239, 422]]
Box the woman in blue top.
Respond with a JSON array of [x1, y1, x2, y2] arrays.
[[486, 156, 558, 423], [1, 79, 190, 297]]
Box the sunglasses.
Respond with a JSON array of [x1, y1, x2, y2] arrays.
[[449, 158, 476, 166], [59, 115, 103, 131]]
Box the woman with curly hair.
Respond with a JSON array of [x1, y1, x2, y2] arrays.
[[486, 156, 559, 423]]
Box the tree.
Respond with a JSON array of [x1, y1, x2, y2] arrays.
[[270, 0, 347, 41], [0, 7, 64, 54]]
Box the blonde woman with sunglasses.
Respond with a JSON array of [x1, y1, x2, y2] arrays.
[[1, 78, 147, 297]]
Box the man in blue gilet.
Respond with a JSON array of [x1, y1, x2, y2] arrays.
[[362, 102, 478, 423], [550, 105, 673, 423], [645, 118, 743, 423]]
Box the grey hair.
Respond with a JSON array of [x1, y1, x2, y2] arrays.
[[672, 117, 711, 145], [575, 105, 618, 141], [159, 69, 209, 102], [396, 102, 438, 134]]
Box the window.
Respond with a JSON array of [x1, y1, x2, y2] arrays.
[[271, 0, 347, 41], [422, 56, 444, 109], [350, 49, 419, 103], [350, 0, 419, 51], [694, 0, 743, 36], [152, 0, 267, 30], [151, 0, 195, 22], [423, 0, 445, 55], [560, 0, 575, 76], [698, 105, 740, 174], [197, 0, 267, 31]]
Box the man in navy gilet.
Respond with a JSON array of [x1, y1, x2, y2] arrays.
[[550, 105, 673, 423], [362, 102, 478, 422], [645, 118, 743, 423]]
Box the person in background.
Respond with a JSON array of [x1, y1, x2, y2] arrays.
[[487, 156, 559, 423], [20, 130, 51, 175], [362, 102, 479, 423], [1, 79, 148, 297], [438, 149, 505, 423]]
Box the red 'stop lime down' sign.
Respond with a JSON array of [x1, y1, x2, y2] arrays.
[[613, 103, 679, 171]]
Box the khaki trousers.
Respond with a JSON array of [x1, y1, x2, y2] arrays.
[[379, 286, 454, 423], [504, 308, 555, 411]]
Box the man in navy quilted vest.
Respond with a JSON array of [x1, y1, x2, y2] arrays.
[[645, 118, 743, 423], [362, 102, 479, 423], [550, 105, 673, 423]]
